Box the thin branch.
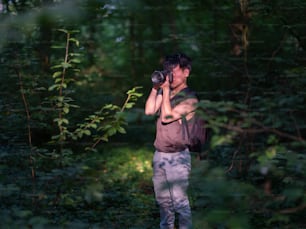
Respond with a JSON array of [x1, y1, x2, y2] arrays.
[[225, 149, 239, 173], [279, 203, 306, 214], [290, 110, 302, 139], [252, 119, 305, 142], [267, 30, 287, 72], [91, 137, 103, 149], [210, 119, 305, 143], [120, 93, 131, 112], [16, 69, 33, 148], [15, 67, 36, 180]]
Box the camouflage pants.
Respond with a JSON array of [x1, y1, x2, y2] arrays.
[[152, 149, 192, 229]]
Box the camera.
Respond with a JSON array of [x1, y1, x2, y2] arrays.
[[151, 70, 173, 86]]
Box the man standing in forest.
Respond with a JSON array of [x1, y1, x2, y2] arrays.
[[145, 52, 197, 229]]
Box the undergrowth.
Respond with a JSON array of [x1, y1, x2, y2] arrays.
[[0, 144, 159, 229]]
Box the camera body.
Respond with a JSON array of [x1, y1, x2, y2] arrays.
[[151, 70, 173, 86]]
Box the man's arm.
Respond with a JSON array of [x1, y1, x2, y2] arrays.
[[161, 94, 198, 123], [145, 88, 163, 115], [160, 80, 198, 123]]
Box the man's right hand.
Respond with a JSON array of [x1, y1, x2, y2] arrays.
[[160, 76, 170, 91]]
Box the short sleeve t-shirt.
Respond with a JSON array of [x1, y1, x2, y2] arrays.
[[154, 87, 198, 153]]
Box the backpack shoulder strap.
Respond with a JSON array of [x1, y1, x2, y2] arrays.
[[182, 87, 199, 100]]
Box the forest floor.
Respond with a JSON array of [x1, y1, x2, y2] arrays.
[[1, 144, 162, 228]]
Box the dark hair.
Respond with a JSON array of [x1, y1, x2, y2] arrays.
[[163, 52, 192, 72]]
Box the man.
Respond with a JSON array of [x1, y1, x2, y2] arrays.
[[145, 52, 198, 229]]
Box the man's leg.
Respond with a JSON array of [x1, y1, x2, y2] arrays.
[[168, 150, 192, 229], [153, 151, 175, 229]]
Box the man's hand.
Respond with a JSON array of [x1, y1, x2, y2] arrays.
[[160, 75, 170, 90]]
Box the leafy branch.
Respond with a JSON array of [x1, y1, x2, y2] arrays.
[[48, 29, 143, 153], [198, 100, 305, 144], [48, 29, 80, 149], [72, 86, 143, 151]]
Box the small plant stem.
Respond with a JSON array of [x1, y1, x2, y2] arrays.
[[15, 68, 35, 179]]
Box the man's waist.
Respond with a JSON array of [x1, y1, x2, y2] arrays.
[[155, 147, 188, 153]]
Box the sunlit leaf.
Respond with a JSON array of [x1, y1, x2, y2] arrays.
[[52, 71, 62, 78], [61, 62, 71, 69]]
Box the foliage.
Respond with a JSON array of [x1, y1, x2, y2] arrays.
[[0, 0, 306, 228], [73, 86, 143, 151], [0, 145, 157, 228], [47, 29, 143, 152], [190, 69, 306, 228]]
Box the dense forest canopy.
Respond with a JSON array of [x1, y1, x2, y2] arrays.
[[0, 0, 305, 228]]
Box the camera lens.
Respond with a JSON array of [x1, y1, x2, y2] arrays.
[[151, 71, 165, 85]]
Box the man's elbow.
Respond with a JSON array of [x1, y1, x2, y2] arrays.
[[161, 115, 173, 123], [145, 110, 155, 116]]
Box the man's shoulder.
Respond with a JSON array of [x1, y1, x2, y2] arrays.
[[171, 87, 198, 107], [180, 87, 199, 100]]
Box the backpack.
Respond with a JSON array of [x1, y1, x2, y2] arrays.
[[182, 113, 207, 153], [170, 87, 207, 153], [179, 88, 207, 153]]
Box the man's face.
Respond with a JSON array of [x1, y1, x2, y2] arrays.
[[170, 65, 189, 88]]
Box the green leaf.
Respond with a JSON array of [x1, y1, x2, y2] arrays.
[[58, 29, 68, 34], [107, 127, 117, 136], [118, 127, 126, 134], [48, 84, 59, 91], [125, 102, 134, 109], [70, 58, 81, 63], [63, 106, 69, 114], [52, 71, 62, 78], [89, 123, 97, 129], [69, 38, 80, 46], [57, 96, 64, 102], [70, 53, 81, 57], [265, 147, 276, 159], [84, 130, 91, 136], [51, 45, 65, 49], [61, 62, 71, 69], [51, 64, 63, 69], [62, 118, 69, 125]]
